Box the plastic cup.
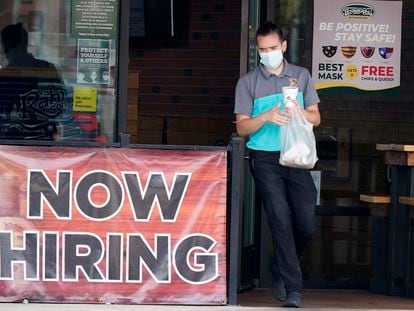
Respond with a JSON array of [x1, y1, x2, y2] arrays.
[[282, 86, 298, 107]]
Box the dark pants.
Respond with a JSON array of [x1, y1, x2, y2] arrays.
[[249, 149, 317, 293]]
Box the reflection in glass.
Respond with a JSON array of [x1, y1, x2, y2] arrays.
[[0, 23, 66, 140], [271, 0, 306, 65], [0, 0, 119, 143]]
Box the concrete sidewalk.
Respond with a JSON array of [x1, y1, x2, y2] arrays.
[[2, 289, 414, 311], [1, 304, 412, 311]]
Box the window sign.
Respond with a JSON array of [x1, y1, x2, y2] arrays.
[[313, 0, 402, 94], [77, 39, 111, 85], [71, 0, 118, 39], [73, 86, 97, 112]]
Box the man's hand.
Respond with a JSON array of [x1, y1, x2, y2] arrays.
[[263, 103, 290, 126], [286, 100, 321, 127], [236, 103, 290, 137]]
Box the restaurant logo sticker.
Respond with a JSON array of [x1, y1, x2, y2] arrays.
[[341, 3, 375, 19]]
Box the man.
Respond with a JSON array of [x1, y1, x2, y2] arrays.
[[234, 21, 320, 308], [0, 23, 66, 140]]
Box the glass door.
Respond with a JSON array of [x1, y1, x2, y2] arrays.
[[248, 0, 372, 290]]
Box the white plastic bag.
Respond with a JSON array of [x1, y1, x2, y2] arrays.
[[279, 103, 318, 169]]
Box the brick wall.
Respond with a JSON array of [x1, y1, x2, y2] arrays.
[[128, 1, 241, 145]]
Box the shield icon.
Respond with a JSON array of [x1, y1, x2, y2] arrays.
[[322, 46, 337, 58], [341, 46, 356, 58], [379, 47, 394, 59], [360, 47, 375, 58]]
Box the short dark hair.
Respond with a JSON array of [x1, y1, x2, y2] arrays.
[[1, 23, 29, 53], [256, 21, 287, 43]]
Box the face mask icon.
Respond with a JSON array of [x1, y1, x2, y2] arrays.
[[102, 71, 110, 82], [90, 71, 98, 82]]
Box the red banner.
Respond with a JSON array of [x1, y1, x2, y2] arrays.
[[0, 145, 227, 304]]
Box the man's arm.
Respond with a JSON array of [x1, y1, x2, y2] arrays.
[[300, 68, 321, 126], [302, 104, 321, 127], [236, 104, 290, 137], [287, 100, 320, 127]]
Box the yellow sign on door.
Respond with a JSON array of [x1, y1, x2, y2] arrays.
[[73, 86, 97, 112]]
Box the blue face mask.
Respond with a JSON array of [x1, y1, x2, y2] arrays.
[[259, 49, 283, 69]]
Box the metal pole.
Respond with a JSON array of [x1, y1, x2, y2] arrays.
[[239, 0, 250, 76], [117, 0, 130, 140], [228, 136, 245, 305]]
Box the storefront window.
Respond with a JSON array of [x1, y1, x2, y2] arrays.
[[267, 0, 307, 65], [0, 0, 119, 142]]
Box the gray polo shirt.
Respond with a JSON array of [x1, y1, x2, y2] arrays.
[[234, 60, 320, 151], [235, 60, 319, 116]]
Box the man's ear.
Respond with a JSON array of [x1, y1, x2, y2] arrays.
[[282, 40, 287, 53]]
